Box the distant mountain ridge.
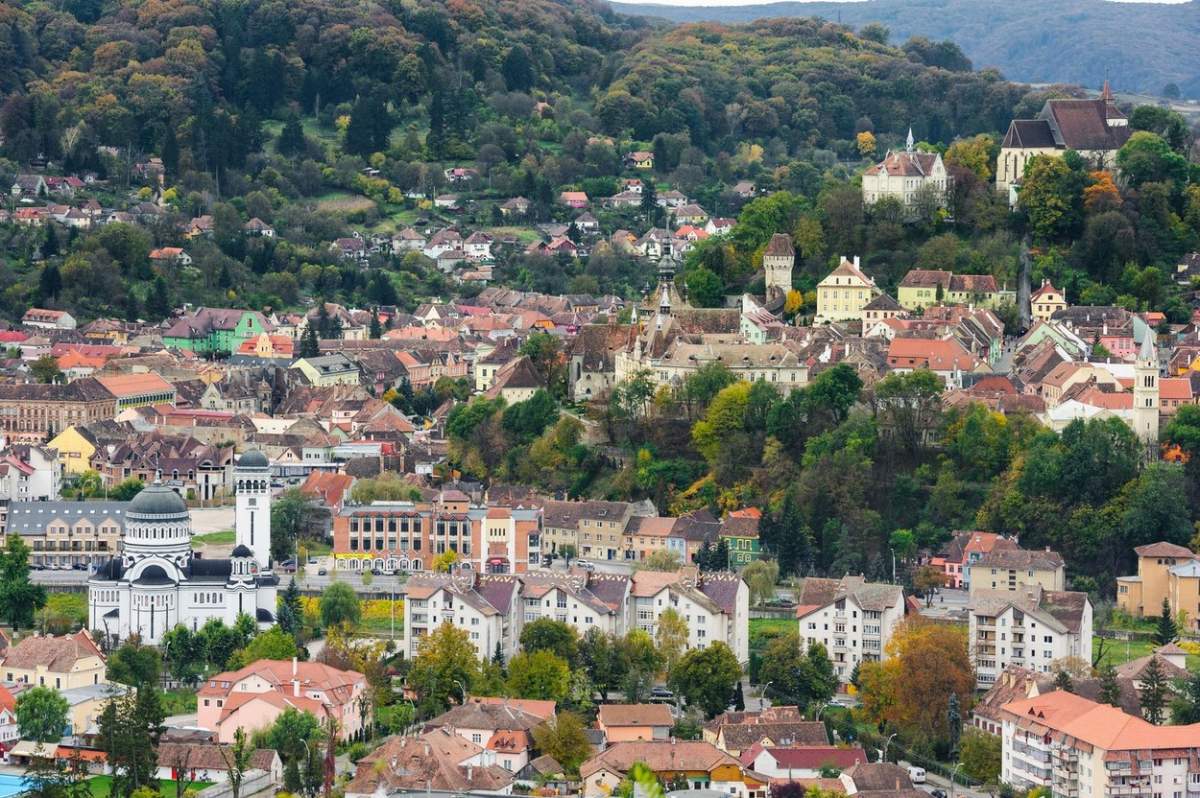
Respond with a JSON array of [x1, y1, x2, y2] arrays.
[[610, 0, 1200, 97]]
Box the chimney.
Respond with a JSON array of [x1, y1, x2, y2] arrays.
[[467, 766, 473, 782], [853, 256, 861, 268], [293, 679, 300, 697], [292, 656, 298, 676]]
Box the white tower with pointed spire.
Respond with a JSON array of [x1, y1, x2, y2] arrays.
[[905, 127, 915, 154], [1133, 333, 1159, 446]]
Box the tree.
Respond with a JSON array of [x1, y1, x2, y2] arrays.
[[579, 628, 620, 698], [263, 707, 321, 767], [146, 275, 171, 320], [230, 626, 299, 669], [617, 629, 662, 703], [1098, 663, 1122, 707], [741, 559, 779, 605], [161, 625, 205, 684], [1156, 598, 1178, 645], [319, 582, 361, 628], [1054, 669, 1075, 693], [0, 534, 46, 629], [219, 727, 254, 798], [1172, 670, 1200, 724], [685, 266, 724, 308], [758, 632, 835, 709], [643, 550, 682, 571], [947, 692, 962, 754], [299, 325, 320, 358], [532, 711, 592, 775], [855, 131, 876, 158], [17, 686, 69, 743], [501, 45, 535, 92], [277, 579, 305, 641], [98, 687, 164, 798], [959, 728, 1001, 783], [857, 620, 974, 743], [1018, 154, 1084, 243], [520, 619, 579, 665], [39, 261, 61, 299], [519, 334, 565, 395], [106, 639, 161, 688], [654, 608, 689, 672], [30, 355, 62, 384], [1140, 655, 1169, 724], [277, 117, 306, 157], [1117, 131, 1189, 187], [408, 622, 481, 714], [912, 566, 945, 606], [668, 642, 741, 718], [507, 649, 571, 703]]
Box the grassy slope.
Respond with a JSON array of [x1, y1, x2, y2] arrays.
[[87, 778, 212, 798], [611, 0, 1200, 96]]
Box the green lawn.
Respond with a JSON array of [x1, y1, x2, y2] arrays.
[[749, 617, 795, 652], [1093, 636, 1200, 670], [87, 777, 212, 798], [162, 688, 198, 716], [191, 530, 235, 547]]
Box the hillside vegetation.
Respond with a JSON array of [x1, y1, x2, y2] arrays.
[[613, 0, 1200, 98]]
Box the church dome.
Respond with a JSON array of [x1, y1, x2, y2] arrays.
[[231, 544, 253, 558], [133, 564, 174, 585], [238, 450, 269, 469], [128, 483, 188, 517]]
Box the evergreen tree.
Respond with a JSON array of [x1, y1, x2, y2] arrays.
[[641, 179, 657, 216], [162, 126, 179, 182], [1172, 669, 1200, 724], [277, 580, 304, 640], [733, 680, 745, 711], [493, 641, 505, 668], [39, 262, 61, 300], [299, 325, 320, 358], [1098, 663, 1122, 706], [501, 45, 535, 91], [98, 688, 164, 798], [1156, 598, 1178, 645], [277, 117, 306, 157], [146, 275, 171, 320], [427, 89, 446, 159], [1054, 669, 1075, 693], [42, 224, 59, 258], [1140, 655, 1169, 724], [283, 758, 302, 794], [369, 310, 382, 340], [948, 692, 962, 754]]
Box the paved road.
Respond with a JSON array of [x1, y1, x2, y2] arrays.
[[914, 587, 970, 622]]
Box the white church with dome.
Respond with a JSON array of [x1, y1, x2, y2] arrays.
[[88, 452, 278, 646]]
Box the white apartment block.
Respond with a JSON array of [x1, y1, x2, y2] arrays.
[[795, 576, 904, 681], [969, 586, 1092, 689], [1000, 690, 1200, 798], [630, 570, 749, 664]]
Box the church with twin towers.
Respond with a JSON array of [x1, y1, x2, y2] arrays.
[[88, 451, 278, 646]]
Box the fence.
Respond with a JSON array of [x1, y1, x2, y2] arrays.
[[196, 769, 274, 798]]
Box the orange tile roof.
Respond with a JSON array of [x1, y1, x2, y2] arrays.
[[95, 372, 174, 398], [1001, 690, 1200, 750], [1160, 377, 1193, 401]]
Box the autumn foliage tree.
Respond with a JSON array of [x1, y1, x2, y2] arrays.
[[857, 619, 974, 745]]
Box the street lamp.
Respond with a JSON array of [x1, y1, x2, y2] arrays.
[[760, 681, 773, 710], [881, 732, 898, 763], [452, 679, 467, 705], [950, 762, 962, 798]]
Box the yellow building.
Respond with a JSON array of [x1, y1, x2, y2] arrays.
[[966, 546, 1066, 595], [47, 426, 97, 475], [0, 630, 107, 690], [1030, 279, 1068, 322], [897, 269, 1001, 311], [815, 256, 879, 324], [289, 353, 361, 387], [1117, 541, 1200, 627], [581, 741, 765, 798]]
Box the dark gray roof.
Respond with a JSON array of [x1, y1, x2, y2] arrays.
[[238, 450, 269, 469], [231, 544, 253, 557], [134, 565, 174, 585], [187, 558, 232, 579], [127, 483, 188, 517], [6, 501, 128, 535]]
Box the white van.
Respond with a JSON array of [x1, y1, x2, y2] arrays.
[[907, 766, 926, 784]]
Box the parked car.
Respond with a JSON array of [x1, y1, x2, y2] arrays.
[[317, 567, 327, 576], [649, 686, 674, 700], [575, 559, 595, 571], [907, 767, 926, 784]]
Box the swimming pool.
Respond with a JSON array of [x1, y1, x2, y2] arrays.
[[0, 772, 28, 798]]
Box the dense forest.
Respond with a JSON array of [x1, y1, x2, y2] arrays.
[[615, 0, 1200, 98]]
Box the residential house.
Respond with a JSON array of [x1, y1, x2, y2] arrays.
[[1117, 542, 1200, 630], [1030, 280, 1068, 322], [631, 569, 749, 663], [559, 191, 589, 209], [596, 704, 673, 742], [243, 218, 275, 237], [815, 257, 879, 324], [886, 336, 990, 388], [742, 746, 867, 781], [11, 175, 47, 198], [840, 762, 921, 796], [331, 237, 367, 261], [580, 741, 766, 798], [22, 308, 77, 330], [162, 308, 272, 355], [47, 425, 99, 476], [291, 353, 361, 387], [896, 270, 1001, 310], [499, 197, 530, 217], [402, 576, 517, 660], [720, 508, 761, 568], [345, 729, 514, 798], [932, 531, 1015, 589], [970, 666, 1143, 735], [149, 247, 192, 267], [967, 547, 1066, 595], [795, 576, 905, 682], [0, 630, 107, 689], [392, 227, 427, 253], [623, 151, 654, 170], [434, 194, 460, 209], [155, 743, 282, 786], [702, 707, 826, 756], [196, 658, 367, 742], [968, 586, 1092, 688], [427, 699, 548, 773]]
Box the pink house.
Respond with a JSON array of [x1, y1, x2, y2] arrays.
[[197, 658, 367, 742], [930, 530, 1014, 589]]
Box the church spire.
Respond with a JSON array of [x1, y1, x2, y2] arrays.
[[905, 127, 914, 153]]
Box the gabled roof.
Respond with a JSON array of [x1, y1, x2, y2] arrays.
[[598, 704, 674, 728]]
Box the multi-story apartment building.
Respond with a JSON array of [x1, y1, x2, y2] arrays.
[[540, 499, 650, 562], [403, 568, 747, 663], [332, 490, 543, 574], [6, 500, 128, 568], [967, 546, 1066, 595], [795, 576, 905, 682], [968, 586, 1092, 689], [1117, 542, 1200, 629], [0, 446, 60, 509], [631, 570, 749, 664], [999, 690, 1200, 798]]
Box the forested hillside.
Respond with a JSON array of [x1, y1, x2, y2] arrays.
[[614, 0, 1200, 98]]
